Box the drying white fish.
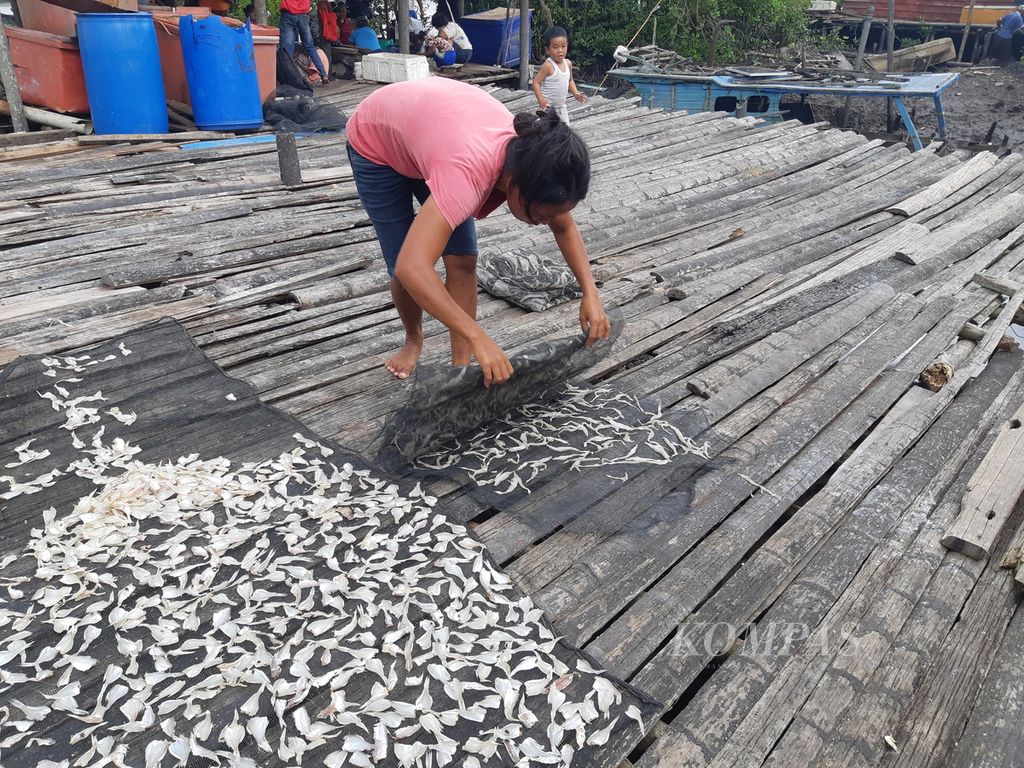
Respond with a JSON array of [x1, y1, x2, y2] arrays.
[[414, 383, 709, 496], [0, 358, 648, 768]]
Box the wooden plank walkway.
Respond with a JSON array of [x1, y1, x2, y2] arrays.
[[3, 83, 1024, 767]]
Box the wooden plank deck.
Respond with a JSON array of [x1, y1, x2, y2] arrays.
[[2, 82, 1024, 767]]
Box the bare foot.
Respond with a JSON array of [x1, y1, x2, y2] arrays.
[[385, 339, 423, 379]]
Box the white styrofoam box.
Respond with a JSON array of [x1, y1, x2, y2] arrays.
[[361, 52, 431, 83]]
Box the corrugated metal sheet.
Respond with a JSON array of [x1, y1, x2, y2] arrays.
[[842, 0, 967, 24]]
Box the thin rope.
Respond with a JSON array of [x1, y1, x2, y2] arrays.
[[594, 3, 661, 93]]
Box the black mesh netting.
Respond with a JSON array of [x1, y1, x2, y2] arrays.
[[477, 249, 584, 312], [264, 85, 348, 134], [377, 317, 712, 519], [0, 319, 657, 768]]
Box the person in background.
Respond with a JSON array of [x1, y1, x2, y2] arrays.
[[532, 26, 587, 124], [350, 16, 382, 51], [426, 11, 472, 64], [280, 0, 330, 82], [318, 0, 341, 45], [345, 78, 609, 385], [992, 6, 1024, 63], [338, 2, 354, 44]]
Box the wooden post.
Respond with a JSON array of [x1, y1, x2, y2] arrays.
[[841, 5, 873, 129], [397, 0, 410, 53], [456, 0, 464, 19], [276, 132, 303, 186], [886, 0, 895, 133], [518, 0, 530, 90], [958, 0, 977, 62], [0, 14, 28, 133], [252, 0, 268, 25]]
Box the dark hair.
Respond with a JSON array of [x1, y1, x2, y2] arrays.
[[505, 108, 590, 220], [431, 10, 450, 27], [544, 26, 568, 46]]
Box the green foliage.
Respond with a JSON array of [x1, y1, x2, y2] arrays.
[[228, 0, 283, 25], [465, 0, 812, 77]]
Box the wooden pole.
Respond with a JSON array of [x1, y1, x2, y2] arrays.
[[518, 0, 529, 90], [841, 4, 873, 129], [397, 0, 410, 53], [958, 0, 977, 62], [0, 14, 28, 133], [886, 0, 895, 133], [0, 100, 92, 133], [276, 132, 302, 186], [456, 0, 464, 19], [253, 0, 268, 26]]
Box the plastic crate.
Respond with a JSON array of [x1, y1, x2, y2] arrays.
[[459, 8, 530, 67], [6, 26, 89, 113], [361, 52, 430, 83]]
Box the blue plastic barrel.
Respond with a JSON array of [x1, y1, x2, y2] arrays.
[[179, 16, 263, 131], [76, 13, 169, 135]]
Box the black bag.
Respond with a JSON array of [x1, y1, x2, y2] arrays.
[[275, 46, 313, 92]]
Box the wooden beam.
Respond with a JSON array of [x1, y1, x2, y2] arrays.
[[276, 132, 302, 186], [0, 14, 28, 133], [959, 0, 977, 62], [942, 402, 1024, 560], [397, 0, 410, 54], [518, 0, 530, 90], [77, 131, 236, 145], [864, 37, 956, 72], [0, 128, 75, 148], [0, 99, 92, 133], [972, 272, 1024, 296]]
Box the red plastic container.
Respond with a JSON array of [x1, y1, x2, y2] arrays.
[[6, 26, 90, 113], [17, 0, 139, 38], [152, 14, 278, 105]]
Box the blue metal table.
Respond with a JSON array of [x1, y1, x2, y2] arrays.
[[612, 68, 961, 151]]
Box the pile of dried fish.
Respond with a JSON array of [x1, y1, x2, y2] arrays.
[[412, 383, 709, 500], [0, 348, 650, 767]]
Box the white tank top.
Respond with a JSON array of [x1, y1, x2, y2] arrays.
[[540, 57, 571, 121]]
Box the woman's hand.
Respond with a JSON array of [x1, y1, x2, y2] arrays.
[[580, 293, 610, 346], [471, 333, 514, 387]]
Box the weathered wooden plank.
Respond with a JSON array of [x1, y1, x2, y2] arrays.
[[644, 353, 1024, 768], [894, 193, 1024, 265], [973, 271, 1023, 295], [887, 151, 1001, 217], [611, 296, 982, 687], [941, 402, 1024, 560], [631, 350, 1024, 768], [948, 599, 1024, 768]]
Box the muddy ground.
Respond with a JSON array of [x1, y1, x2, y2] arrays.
[[807, 62, 1024, 151]]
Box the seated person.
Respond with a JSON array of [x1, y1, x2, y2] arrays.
[[426, 11, 472, 64], [350, 16, 382, 51]]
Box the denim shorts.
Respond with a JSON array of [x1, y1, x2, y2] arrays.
[[346, 143, 478, 277]]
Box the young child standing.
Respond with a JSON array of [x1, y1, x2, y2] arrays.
[[532, 26, 587, 124]]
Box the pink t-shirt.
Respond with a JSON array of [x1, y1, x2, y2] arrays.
[[347, 78, 517, 230]]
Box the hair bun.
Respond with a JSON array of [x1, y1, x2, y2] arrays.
[[513, 107, 562, 137]]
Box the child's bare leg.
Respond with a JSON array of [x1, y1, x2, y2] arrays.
[[442, 253, 478, 366], [386, 276, 424, 379]]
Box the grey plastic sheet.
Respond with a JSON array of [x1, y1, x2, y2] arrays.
[[477, 249, 583, 312], [0, 320, 658, 768]]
